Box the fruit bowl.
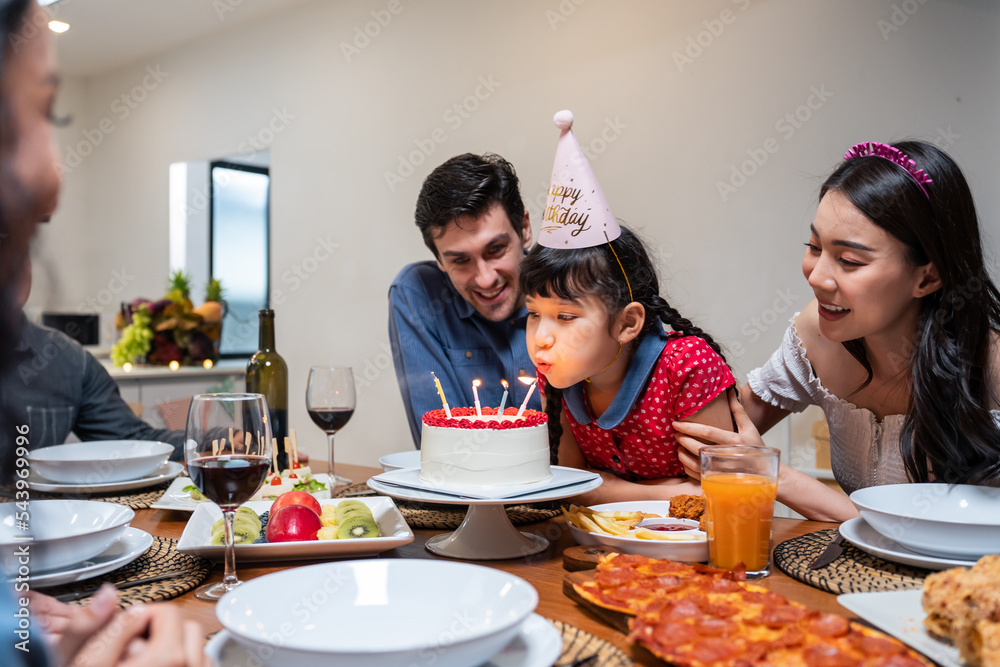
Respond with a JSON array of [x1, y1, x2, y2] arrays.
[[0, 500, 134, 574], [28, 440, 173, 484], [850, 483, 1000, 559], [216, 559, 538, 667]]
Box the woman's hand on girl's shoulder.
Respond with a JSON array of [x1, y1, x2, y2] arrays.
[[673, 390, 767, 480]]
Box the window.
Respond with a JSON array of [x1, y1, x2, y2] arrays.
[[210, 161, 270, 356]]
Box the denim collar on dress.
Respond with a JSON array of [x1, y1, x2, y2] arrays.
[[563, 321, 669, 430]]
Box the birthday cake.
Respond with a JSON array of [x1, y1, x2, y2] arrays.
[[419, 407, 551, 488]]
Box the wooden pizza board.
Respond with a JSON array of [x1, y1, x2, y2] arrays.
[[563, 569, 632, 634]]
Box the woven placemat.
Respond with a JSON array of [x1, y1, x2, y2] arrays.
[[45, 536, 211, 608], [334, 483, 561, 530], [31, 481, 171, 510], [773, 528, 931, 594], [551, 618, 633, 666]]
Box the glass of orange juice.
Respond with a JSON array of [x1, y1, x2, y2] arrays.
[[700, 446, 779, 579]]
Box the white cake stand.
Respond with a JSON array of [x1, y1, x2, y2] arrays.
[[367, 468, 602, 560]]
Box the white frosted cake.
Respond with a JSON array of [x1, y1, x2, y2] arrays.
[[419, 407, 551, 488]]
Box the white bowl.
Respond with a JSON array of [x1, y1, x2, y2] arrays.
[[850, 483, 1000, 559], [379, 450, 420, 472], [567, 500, 708, 562], [0, 500, 134, 574], [29, 440, 173, 484], [216, 559, 538, 667]]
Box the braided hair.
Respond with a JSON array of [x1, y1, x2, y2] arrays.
[[520, 225, 729, 463]]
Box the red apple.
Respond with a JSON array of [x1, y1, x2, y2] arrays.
[[265, 505, 322, 542], [269, 490, 321, 517]]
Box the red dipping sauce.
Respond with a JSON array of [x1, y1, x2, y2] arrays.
[[642, 523, 693, 532]]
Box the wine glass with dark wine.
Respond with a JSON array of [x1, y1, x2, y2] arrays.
[[185, 393, 272, 601], [306, 366, 355, 487]]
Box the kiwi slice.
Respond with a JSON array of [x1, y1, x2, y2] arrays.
[[211, 522, 259, 546], [212, 515, 261, 536], [235, 507, 263, 532], [336, 515, 380, 539], [334, 500, 369, 522]]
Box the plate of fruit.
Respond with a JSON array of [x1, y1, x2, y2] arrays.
[[176, 493, 414, 561]]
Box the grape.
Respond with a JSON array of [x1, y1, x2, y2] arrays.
[[111, 305, 153, 366]]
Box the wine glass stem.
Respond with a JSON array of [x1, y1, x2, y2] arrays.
[[327, 432, 336, 480], [222, 509, 238, 591]]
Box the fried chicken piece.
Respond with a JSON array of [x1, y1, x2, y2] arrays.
[[923, 555, 1000, 645], [668, 494, 705, 522], [955, 619, 1000, 667]]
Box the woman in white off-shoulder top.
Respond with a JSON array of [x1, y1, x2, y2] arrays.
[[674, 140, 1000, 522]]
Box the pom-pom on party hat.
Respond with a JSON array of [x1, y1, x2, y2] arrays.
[[539, 110, 621, 249]]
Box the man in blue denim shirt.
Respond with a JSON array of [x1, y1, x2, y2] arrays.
[[389, 154, 542, 447]]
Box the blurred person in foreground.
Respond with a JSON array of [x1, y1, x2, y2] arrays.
[[0, 1, 207, 665]]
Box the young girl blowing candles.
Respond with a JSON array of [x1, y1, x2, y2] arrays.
[[521, 111, 735, 503]]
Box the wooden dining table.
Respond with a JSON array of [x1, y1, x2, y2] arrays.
[[136, 462, 850, 666]]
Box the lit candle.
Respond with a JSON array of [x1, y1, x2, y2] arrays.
[[496, 379, 509, 421], [431, 372, 452, 419], [203, 358, 214, 369], [169, 360, 180, 371], [472, 379, 482, 417], [515, 377, 538, 420], [122, 362, 133, 373]]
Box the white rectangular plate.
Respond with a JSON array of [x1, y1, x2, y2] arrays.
[[837, 590, 959, 667], [176, 497, 413, 562], [152, 474, 332, 512], [370, 466, 600, 500]]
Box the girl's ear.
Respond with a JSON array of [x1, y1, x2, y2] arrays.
[[615, 302, 645, 344], [914, 262, 942, 298]]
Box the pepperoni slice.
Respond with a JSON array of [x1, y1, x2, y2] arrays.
[[647, 560, 693, 575], [700, 602, 739, 618], [595, 566, 641, 587], [803, 644, 855, 667], [606, 553, 646, 568], [689, 637, 740, 663], [606, 585, 648, 603], [868, 655, 928, 667], [855, 634, 905, 655], [706, 578, 743, 594], [769, 626, 805, 650], [807, 613, 850, 638], [650, 575, 686, 593], [758, 604, 807, 628], [694, 617, 736, 637], [650, 620, 698, 647], [665, 599, 703, 621]]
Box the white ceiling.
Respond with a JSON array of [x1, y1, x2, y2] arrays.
[[46, 0, 315, 77]]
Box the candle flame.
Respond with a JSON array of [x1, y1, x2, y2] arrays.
[[518, 376, 537, 386], [500, 379, 508, 389], [473, 379, 481, 387]]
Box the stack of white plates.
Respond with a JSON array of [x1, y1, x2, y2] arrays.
[[0, 499, 153, 587], [214, 559, 561, 667], [842, 483, 1000, 569], [27, 440, 182, 493]]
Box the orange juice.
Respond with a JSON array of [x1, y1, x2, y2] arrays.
[[702, 472, 777, 573]]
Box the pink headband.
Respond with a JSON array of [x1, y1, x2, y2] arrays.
[[844, 142, 933, 199]]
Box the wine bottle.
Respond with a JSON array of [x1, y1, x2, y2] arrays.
[[246, 309, 288, 470]]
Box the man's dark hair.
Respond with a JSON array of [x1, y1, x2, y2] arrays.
[[414, 153, 525, 257]]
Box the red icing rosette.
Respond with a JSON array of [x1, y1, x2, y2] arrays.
[[422, 406, 547, 429]]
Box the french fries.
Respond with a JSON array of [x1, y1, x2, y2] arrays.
[[561, 504, 706, 542]]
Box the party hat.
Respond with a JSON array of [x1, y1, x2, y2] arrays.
[[539, 110, 621, 248]]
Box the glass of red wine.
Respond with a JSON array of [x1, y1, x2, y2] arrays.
[[185, 393, 272, 601], [306, 366, 355, 487]]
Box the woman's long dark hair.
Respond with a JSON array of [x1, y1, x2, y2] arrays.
[[821, 140, 1000, 485], [520, 225, 728, 463], [0, 0, 41, 487]]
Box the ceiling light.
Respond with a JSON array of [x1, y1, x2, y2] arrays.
[[48, 20, 70, 33]]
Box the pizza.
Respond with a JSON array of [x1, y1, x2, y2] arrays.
[[573, 553, 933, 667]]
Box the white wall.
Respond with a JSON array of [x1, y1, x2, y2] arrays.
[[28, 0, 1000, 467]]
